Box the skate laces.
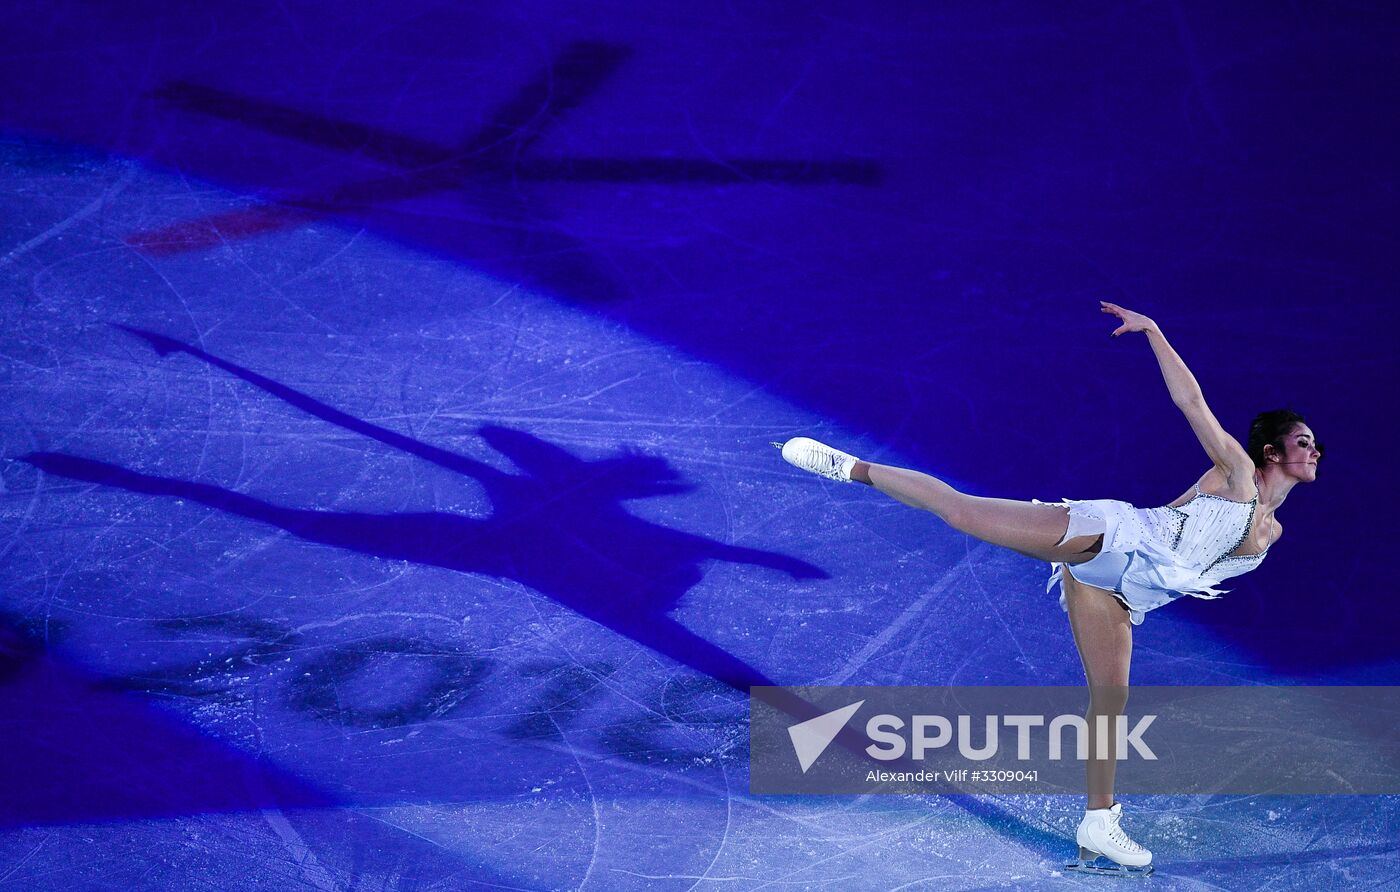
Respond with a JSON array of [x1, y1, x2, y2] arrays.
[[811, 444, 842, 475], [1107, 811, 1145, 853], [790, 440, 848, 479]]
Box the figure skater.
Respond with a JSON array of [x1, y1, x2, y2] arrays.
[[777, 302, 1321, 877]]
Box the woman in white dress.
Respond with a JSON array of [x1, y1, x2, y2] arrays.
[[779, 302, 1322, 875]]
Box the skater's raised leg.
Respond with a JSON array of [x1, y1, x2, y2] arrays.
[[780, 438, 1102, 563]]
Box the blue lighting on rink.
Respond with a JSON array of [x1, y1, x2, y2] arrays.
[[1, 1, 1396, 887]]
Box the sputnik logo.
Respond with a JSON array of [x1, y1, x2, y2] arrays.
[[787, 700, 864, 773]]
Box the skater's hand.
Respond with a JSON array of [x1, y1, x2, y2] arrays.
[[1100, 302, 1158, 337]]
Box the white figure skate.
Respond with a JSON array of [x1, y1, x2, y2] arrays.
[[1066, 802, 1154, 877], [774, 437, 860, 483]]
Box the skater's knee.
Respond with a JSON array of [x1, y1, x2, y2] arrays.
[[931, 498, 961, 527], [1087, 684, 1129, 714], [927, 489, 973, 527]]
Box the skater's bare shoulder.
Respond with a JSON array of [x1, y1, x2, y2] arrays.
[[1167, 465, 1254, 508]]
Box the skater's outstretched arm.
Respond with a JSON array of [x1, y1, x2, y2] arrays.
[[1100, 303, 1253, 486]]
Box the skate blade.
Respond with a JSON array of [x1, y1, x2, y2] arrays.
[[1066, 848, 1154, 877], [1065, 860, 1154, 878]]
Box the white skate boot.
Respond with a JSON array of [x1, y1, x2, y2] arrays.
[[775, 437, 860, 483], [1067, 802, 1154, 877]]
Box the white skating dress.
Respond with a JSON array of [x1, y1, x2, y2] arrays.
[[1038, 484, 1270, 625]]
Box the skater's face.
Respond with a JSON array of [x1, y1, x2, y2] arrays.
[[1268, 424, 1321, 482]]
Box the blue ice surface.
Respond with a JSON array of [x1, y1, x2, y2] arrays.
[[1, 1, 1398, 888]]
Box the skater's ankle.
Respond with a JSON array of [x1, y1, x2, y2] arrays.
[[851, 461, 873, 485]]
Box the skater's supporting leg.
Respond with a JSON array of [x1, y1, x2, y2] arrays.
[[855, 461, 1102, 563], [1060, 570, 1133, 809]]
